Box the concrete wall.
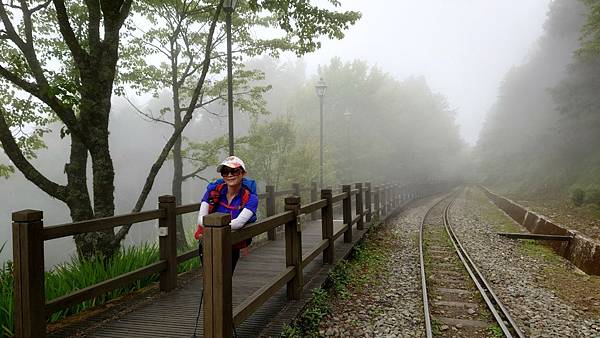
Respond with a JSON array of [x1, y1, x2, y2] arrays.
[[481, 187, 600, 276]]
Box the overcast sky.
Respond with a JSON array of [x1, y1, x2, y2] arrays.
[[296, 0, 553, 145]]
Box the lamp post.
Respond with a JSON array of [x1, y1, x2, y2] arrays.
[[224, 0, 237, 155], [315, 77, 327, 188], [343, 109, 352, 181]]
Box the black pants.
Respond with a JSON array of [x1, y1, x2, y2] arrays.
[[199, 244, 241, 273], [232, 248, 240, 272]]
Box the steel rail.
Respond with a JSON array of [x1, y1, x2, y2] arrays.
[[419, 195, 449, 338], [442, 198, 526, 338]]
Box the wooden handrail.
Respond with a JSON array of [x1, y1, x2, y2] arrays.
[[11, 180, 429, 338], [45, 260, 167, 315], [232, 211, 294, 244], [302, 239, 329, 267], [233, 266, 295, 326], [331, 192, 347, 203], [43, 209, 165, 240], [299, 199, 327, 215]]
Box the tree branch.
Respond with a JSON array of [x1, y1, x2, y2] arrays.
[[85, 0, 101, 49], [113, 1, 224, 245], [182, 164, 209, 181], [0, 108, 68, 201], [0, 64, 83, 139], [125, 96, 175, 127], [52, 0, 89, 68]]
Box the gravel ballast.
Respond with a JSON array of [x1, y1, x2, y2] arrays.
[[311, 188, 600, 337]]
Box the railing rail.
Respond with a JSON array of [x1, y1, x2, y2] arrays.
[[11, 180, 438, 338]]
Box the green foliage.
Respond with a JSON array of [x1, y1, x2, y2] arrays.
[[278, 57, 464, 185], [0, 163, 14, 179], [572, 188, 586, 206], [0, 242, 200, 336], [476, 0, 600, 195], [488, 324, 504, 337], [579, 0, 600, 58], [237, 117, 322, 188], [0, 243, 14, 337], [584, 187, 600, 206], [281, 288, 331, 337]]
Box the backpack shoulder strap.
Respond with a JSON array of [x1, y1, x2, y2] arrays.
[[208, 183, 226, 213]]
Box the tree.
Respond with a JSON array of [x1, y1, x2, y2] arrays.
[[0, 0, 360, 258], [579, 0, 600, 58]]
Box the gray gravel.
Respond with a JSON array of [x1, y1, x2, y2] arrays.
[[449, 187, 600, 338], [317, 188, 600, 337], [319, 198, 442, 337]]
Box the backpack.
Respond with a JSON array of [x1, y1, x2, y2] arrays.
[[208, 177, 257, 213]]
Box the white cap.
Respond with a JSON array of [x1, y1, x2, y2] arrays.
[[216, 156, 246, 172]]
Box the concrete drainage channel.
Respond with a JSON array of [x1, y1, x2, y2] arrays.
[[481, 186, 600, 276]]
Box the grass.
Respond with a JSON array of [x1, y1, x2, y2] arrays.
[[0, 237, 201, 337], [281, 224, 390, 337], [488, 324, 503, 337]]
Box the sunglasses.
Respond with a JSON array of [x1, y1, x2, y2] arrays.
[[220, 168, 242, 177]]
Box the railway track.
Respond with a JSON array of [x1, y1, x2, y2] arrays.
[[419, 193, 525, 338]]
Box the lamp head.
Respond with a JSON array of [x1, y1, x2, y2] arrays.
[[223, 0, 237, 11]]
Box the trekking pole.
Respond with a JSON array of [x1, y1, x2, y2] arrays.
[[192, 242, 204, 338]]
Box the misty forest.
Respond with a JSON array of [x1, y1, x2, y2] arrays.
[[1, 0, 600, 337]]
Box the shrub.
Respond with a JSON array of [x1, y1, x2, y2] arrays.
[[571, 188, 585, 207], [584, 188, 600, 207]]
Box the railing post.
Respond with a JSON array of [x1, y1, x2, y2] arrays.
[[355, 183, 364, 230], [12, 209, 46, 338], [266, 185, 276, 240], [321, 189, 334, 264], [159, 195, 177, 292], [365, 182, 372, 223], [382, 185, 388, 217], [292, 182, 300, 197], [342, 185, 353, 243], [311, 182, 318, 220], [203, 213, 233, 338], [285, 196, 303, 300], [374, 186, 380, 221]]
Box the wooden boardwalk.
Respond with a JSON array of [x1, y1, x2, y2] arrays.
[[48, 211, 381, 338]]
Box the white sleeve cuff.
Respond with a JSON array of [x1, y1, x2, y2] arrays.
[[197, 201, 210, 225], [230, 208, 254, 230]]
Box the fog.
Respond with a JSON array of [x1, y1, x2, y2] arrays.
[[300, 0, 552, 145], [3, 0, 590, 268]]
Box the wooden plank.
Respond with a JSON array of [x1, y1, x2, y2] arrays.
[[497, 232, 573, 241], [233, 267, 295, 326], [302, 239, 329, 267], [321, 189, 334, 265], [342, 185, 353, 243], [333, 224, 349, 241], [46, 261, 167, 316], [331, 192, 347, 203], [351, 215, 361, 227], [176, 248, 198, 264], [231, 212, 294, 244], [174, 203, 200, 215], [159, 195, 177, 292], [44, 209, 165, 240], [299, 199, 327, 215], [12, 210, 45, 338], [274, 189, 294, 197]]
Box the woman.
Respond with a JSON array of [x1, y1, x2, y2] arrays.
[[194, 156, 258, 271]]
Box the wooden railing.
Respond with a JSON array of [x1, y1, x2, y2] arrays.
[[10, 181, 433, 338], [201, 182, 430, 337]]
